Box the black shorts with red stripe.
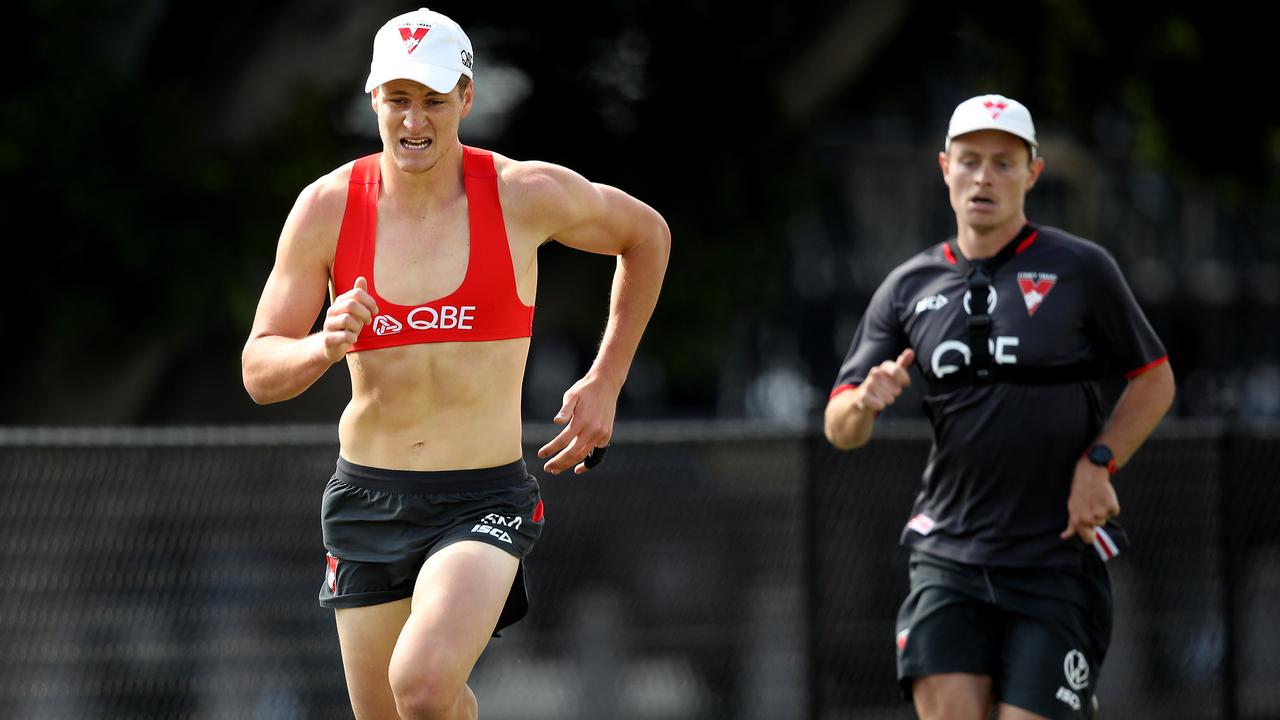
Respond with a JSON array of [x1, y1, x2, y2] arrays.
[[319, 457, 544, 636]]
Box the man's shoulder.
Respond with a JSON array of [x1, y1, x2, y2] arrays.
[[493, 153, 585, 196], [292, 160, 359, 225], [886, 242, 951, 283], [1030, 225, 1114, 267], [490, 152, 598, 229]]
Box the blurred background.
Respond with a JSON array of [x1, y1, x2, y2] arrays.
[[2, 0, 1278, 718]]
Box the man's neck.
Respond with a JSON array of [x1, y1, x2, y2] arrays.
[[380, 144, 466, 212], [955, 215, 1029, 260]]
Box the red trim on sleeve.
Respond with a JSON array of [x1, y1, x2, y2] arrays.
[[1124, 355, 1169, 379], [1014, 229, 1039, 254], [942, 242, 957, 265], [829, 383, 858, 400]]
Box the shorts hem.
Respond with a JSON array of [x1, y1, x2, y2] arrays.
[[431, 534, 530, 562], [320, 589, 412, 609]]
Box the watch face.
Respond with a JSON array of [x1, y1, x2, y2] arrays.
[[1088, 445, 1113, 466]]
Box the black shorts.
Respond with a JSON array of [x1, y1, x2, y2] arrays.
[[319, 457, 544, 635], [895, 549, 1112, 719]]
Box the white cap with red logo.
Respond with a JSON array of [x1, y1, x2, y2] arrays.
[[945, 94, 1038, 154], [365, 8, 474, 94]]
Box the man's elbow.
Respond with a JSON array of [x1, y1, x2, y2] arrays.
[[1156, 361, 1177, 414], [241, 368, 273, 406], [625, 210, 671, 265], [240, 348, 277, 406]]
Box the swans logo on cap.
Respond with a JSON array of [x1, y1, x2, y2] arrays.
[[982, 99, 1008, 119], [399, 25, 430, 54]]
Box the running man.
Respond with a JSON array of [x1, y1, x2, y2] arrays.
[[242, 8, 670, 719], [824, 94, 1174, 719]]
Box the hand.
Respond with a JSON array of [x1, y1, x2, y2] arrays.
[[1060, 457, 1121, 545], [537, 374, 619, 475], [321, 276, 378, 363], [854, 349, 915, 413]]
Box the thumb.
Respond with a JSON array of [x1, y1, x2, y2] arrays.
[[897, 348, 916, 370], [354, 276, 368, 292]]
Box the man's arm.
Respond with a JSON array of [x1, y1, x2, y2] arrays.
[[241, 178, 378, 404], [514, 163, 671, 474], [1061, 360, 1176, 543], [824, 349, 915, 450]]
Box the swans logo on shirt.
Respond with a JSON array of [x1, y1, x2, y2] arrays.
[[1017, 272, 1058, 316]]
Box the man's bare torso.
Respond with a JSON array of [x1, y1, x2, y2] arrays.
[[318, 152, 540, 471]]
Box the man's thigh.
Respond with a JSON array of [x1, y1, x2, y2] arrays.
[[390, 540, 520, 686], [912, 673, 994, 720], [334, 598, 412, 720]]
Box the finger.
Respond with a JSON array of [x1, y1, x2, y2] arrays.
[[1060, 520, 1092, 543], [1078, 524, 1097, 545], [856, 389, 887, 413], [583, 445, 609, 470], [349, 277, 379, 315], [537, 423, 574, 459], [543, 435, 587, 474], [331, 304, 369, 329], [894, 349, 915, 385], [348, 301, 374, 325], [1061, 517, 1084, 540], [553, 392, 579, 425]]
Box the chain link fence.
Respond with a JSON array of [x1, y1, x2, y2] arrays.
[[1, 421, 1275, 719]]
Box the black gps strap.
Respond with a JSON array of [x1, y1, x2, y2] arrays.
[[946, 225, 1032, 385]]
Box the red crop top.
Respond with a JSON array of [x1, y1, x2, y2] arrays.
[[332, 146, 535, 352]]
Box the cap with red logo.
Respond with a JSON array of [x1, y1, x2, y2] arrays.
[[945, 94, 1038, 154], [365, 8, 474, 94]]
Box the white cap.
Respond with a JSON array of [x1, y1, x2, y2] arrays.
[[945, 94, 1038, 153], [365, 8, 474, 94]]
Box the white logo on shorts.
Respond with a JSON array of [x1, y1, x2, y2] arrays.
[[1064, 649, 1090, 690], [471, 524, 513, 543], [482, 513, 522, 530], [1055, 686, 1081, 710]]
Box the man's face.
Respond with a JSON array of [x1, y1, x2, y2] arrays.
[[372, 78, 473, 172], [939, 130, 1044, 235]]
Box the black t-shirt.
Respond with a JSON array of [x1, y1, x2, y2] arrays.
[[832, 225, 1167, 567]]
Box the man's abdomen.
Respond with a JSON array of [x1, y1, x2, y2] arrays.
[[338, 338, 529, 470]]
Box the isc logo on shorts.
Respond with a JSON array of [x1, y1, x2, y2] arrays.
[[471, 513, 522, 544]]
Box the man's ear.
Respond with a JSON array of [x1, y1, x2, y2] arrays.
[[1025, 155, 1046, 192]]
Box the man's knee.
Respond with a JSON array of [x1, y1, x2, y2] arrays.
[[388, 656, 464, 720]]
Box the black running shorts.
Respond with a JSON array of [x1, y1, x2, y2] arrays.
[[895, 549, 1112, 719], [319, 457, 544, 635]]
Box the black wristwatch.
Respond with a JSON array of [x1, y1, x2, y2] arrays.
[[1085, 443, 1117, 476]]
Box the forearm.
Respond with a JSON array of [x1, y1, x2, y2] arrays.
[[585, 225, 670, 388], [1094, 361, 1176, 467], [824, 388, 877, 449], [241, 333, 335, 404]]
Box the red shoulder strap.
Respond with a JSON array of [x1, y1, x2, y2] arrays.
[[461, 147, 519, 301], [332, 154, 381, 297]]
